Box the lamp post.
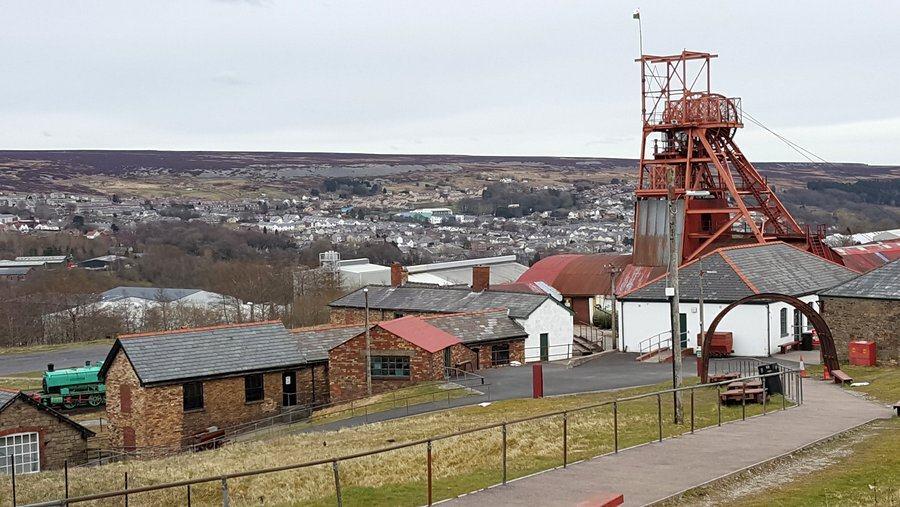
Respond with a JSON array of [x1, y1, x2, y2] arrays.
[[364, 287, 372, 397]]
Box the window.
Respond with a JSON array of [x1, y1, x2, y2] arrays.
[[779, 308, 788, 336], [244, 374, 264, 403], [0, 432, 40, 475], [371, 356, 410, 378], [491, 343, 511, 366], [183, 381, 204, 411], [120, 385, 132, 414]]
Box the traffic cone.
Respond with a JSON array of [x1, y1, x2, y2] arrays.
[[822, 364, 831, 381], [799, 355, 809, 378]]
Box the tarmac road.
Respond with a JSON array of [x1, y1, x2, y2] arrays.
[[0, 343, 111, 375]]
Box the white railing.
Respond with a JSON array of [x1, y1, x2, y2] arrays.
[[638, 330, 672, 362]]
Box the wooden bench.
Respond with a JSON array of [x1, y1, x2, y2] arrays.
[[719, 387, 766, 404], [778, 340, 801, 354], [727, 380, 762, 390], [709, 372, 741, 383], [831, 369, 853, 384]]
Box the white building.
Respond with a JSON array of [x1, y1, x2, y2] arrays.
[[617, 243, 858, 357], [328, 254, 528, 289]]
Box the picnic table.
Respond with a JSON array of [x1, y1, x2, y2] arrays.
[[719, 380, 768, 404], [709, 372, 741, 383]]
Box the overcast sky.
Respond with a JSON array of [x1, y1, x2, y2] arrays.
[[3, 1, 899, 164]]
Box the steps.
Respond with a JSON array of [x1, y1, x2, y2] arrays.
[[572, 335, 603, 356]]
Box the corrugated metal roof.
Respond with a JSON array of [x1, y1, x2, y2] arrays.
[[832, 239, 900, 273], [329, 285, 554, 319], [0, 267, 32, 276], [379, 316, 461, 353], [516, 254, 581, 285], [517, 254, 632, 296], [105, 321, 313, 385], [101, 286, 202, 302], [822, 258, 900, 300]]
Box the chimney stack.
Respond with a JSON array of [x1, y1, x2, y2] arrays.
[[390, 262, 408, 287], [472, 265, 490, 292]]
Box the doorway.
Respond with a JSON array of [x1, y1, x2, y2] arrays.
[[540, 333, 549, 361], [282, 371, 297, 407], [679, 313, 688, 348]]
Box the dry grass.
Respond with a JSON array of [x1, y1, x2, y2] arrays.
[[2, 380, 790, 506]]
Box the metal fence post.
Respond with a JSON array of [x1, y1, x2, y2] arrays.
[[562, 412, 568, 468], [9, 455, 16, 507], [501, 423, 508, 485], [782, 373, 787, 410], [656, 394, 662, 442], [613, 402, 619, 453], [187, 484, 192, 507], [690, 388, 695, 434], [716, 385, 721, 427], [64, 459, 69, 500], [221, 478, 229, 507], [762, 383, 767, 415], [426, 440, 433, 506], [332, 460, 343, 507], [124, 471, 129, 507]]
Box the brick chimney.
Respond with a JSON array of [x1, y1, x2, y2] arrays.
[[390, 262, 408, 287], [472, 265, 490, 292]]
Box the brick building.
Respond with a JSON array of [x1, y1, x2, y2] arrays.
[[294, 309, 527, 402], [99, 321, 329, 452], [328, 273, 573, 362], [820, 259, 900, 363], [0, 389, 94, 474]]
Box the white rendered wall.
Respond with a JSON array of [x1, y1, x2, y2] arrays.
[[517, 299, 574, 362]]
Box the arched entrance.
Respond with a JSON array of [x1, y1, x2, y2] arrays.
[[700, 293, 840, 383]]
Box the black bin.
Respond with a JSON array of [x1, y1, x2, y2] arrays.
[[800, 331, 814, 351], [757, 363, 783, 395]]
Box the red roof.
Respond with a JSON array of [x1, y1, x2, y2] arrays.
[[517, 253, 632, 296], [832, 239, 900, 273], [378, 316, 461, 353]]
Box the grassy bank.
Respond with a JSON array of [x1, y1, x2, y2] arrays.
[[0, 370, 43, 391], [3, 379, 791, 506]]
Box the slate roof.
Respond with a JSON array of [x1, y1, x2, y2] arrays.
[[622, 243, 858, 302], [100, 321, 318, 386], [822, 258, 900, 300], [0, 389, 15, 407], [329, 285, 559, 319], [425, 309, 528, 344], [292, 324, 368, 360], [379, 317, 461, 353]]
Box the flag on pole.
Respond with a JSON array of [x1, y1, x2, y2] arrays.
[[633, 9, 640, 20]]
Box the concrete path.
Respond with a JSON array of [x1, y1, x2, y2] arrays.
[[445, 379, 892, 507]]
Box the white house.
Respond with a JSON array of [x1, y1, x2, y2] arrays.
[[617, 243, 858, 357]]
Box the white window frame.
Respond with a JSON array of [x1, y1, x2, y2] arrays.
[[0, 432, 40, 475]]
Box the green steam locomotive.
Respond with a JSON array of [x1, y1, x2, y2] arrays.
[[31, 361, 106, 410]]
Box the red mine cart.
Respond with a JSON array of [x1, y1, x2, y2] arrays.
[[849, 340, 876, 366]]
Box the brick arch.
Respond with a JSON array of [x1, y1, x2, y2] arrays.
[[700, 293, 840, 383]]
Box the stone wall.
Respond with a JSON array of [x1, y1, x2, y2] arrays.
[[0, 398, 89, 470], [106, 350, 330, 451], [473, 340, 525, 368], [821, 296, 900, 364]]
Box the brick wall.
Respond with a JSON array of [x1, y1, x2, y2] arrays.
[[329, 327, 453, 402], [0, 399, 89, 470], [329, 307, 439, 325], [473, 339, 525, 368], [106, 350, 330, 451], [822, 296, 900, 363]]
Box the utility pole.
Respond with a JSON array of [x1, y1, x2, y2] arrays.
[[667, 167, 684, 424], [364, 287, 372, 397], [698, 259, 704, 359]]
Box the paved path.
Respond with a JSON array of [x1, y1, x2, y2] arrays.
[[0, 343, 110, 375], [445, 379, 892, 507], [297, 353, 695, 433]]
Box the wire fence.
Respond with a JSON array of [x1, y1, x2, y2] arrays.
[[9, 367, 803, 507]]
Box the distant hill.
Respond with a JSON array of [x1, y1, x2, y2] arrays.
[[0, 150, 897, 197]]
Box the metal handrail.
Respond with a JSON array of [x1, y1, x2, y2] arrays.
[[638, 330, 672, 358], [19, 367, 802, 507]]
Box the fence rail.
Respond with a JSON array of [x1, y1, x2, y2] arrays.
[[14, 367, 802, 507]]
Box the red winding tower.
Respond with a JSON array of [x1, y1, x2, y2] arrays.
[[632, 51, 831, 266]]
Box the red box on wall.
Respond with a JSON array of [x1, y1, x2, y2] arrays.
[[848, 340, 876, 366]]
